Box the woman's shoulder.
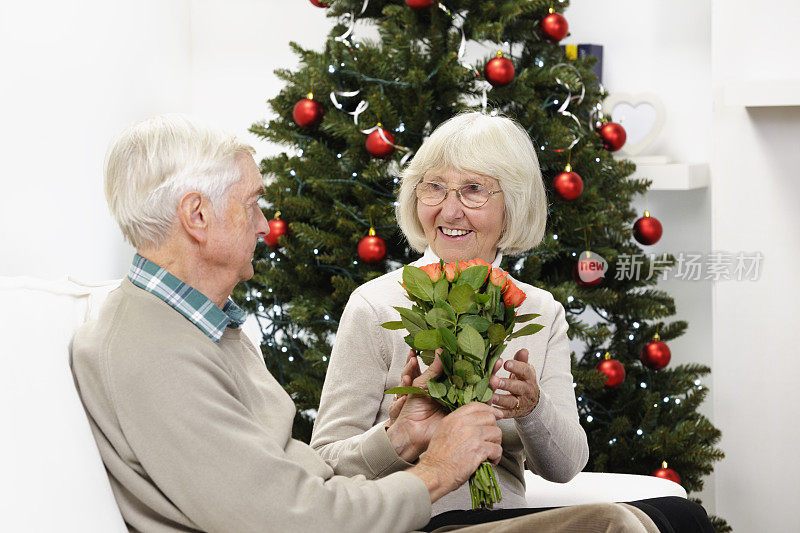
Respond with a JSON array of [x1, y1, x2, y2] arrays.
[[349, 266, 406, 308], [506, 274, 562, 316]]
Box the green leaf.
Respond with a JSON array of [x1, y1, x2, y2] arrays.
[[451, 375, 464, 388], [426, 307, 453, 328], [485, 344, 506, 374], [459, 315, 491, 332], [403, 334, 415, 350], [414, 329, 441, 350], [446, 384, 458, 404], [419, 350, 435, 365], [474, 376, 490, 403], [515, 313, 541, 323], [438, 348, 453, 375], [438, 326, 458, 354], [487, 323, 506, 346], [458, 324, 485, 359], [380, 320, 406, 330], [480, 387, 493, 403], [394, 306, 426, 332], [509, 323, 545, 339], [453, 359, 473, 380], [402, 265, 434, 302], [434, 299, 457, 323], [449, 283, 476, 314], [427, 379, 447, 399], [385, 386, 428, 395], [475, 293, 491, 305], [433, 277, 450, 302], [456, 265, 489, 291], [463, 384, 474, 403]]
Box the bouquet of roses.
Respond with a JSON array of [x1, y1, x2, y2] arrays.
[[382, 258, 544, 509]]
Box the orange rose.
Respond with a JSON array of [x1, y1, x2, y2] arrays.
[[489, 267, 508, 288], [502, 280, 527, 307], [444, 262, 458, 281], [457, 259, 492, 283], [419, 263, 442, 282]]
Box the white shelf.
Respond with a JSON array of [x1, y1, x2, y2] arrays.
[[629, 162, 710, 191], [723, 80, 800, 107]]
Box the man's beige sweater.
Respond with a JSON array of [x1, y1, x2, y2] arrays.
[[71, 279, 431, 533]]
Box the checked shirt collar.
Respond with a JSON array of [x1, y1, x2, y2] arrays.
[[127, 254, 246, 343]]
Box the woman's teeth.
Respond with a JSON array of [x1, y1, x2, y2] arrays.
[[440, 227, 472, 237]]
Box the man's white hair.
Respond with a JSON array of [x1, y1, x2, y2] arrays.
[[104, 113, 255, 250], [396, 112, 547, 256]]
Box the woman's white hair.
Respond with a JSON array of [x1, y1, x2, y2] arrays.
[[104, 113, 255, 250], [396, 112, 547, 256]]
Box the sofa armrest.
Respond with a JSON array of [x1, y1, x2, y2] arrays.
[[525, 471, 687, 508]]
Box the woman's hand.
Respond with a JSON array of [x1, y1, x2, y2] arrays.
[[386, 350, 447, 462], [489, 348, 540, 419]]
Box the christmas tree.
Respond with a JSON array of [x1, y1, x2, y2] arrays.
[[238, 0, 726, 529]]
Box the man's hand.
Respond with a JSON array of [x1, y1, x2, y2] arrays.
[[409, 402, 503, 503]]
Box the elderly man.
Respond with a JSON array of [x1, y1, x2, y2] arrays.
[[71, 114, 656, 533]]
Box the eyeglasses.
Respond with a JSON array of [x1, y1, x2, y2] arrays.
[[415, 181, 502, 208]]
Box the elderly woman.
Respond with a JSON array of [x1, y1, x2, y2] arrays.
[[311, 111, 585, 507], [311, 112, 711, 532]]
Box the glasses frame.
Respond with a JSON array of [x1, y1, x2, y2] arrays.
[[414, 181, 503, 209]]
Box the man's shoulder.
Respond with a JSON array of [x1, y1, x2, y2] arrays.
[[71, 280, 209, 373]]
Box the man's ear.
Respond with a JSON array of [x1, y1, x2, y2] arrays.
[[178, 191, 211, 244]]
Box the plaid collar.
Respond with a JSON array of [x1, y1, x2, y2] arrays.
[[127, 254, 246, 343]]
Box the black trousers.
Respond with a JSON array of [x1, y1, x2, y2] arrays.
[[423, 497, 714, 533]]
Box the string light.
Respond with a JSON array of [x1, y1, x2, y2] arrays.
[[269, 252, 276, 259], [337, 153, 342, 158], [675, 398, 682, 404], [273, 305, 281, 314], [566, 296, 574, 303], [663, 396, 670, 403], [328, 65, 335, 73], [628, 334, 635, 340], [633, 322, 640, 328], [322, 355, 328, 361], [323, 314, 330, 320], [313, 249, 319, 254], [281, 346, 288, 353], [595, 157, 601, 162], [353, 260, 358, 265], [289, 169, 296, 176], [553, 234, 559, 240], [577, 396, 582, 401], [586, 415, 594, 422], [352, 172, 358, 177], [640, 382, 647, 388], [288, 356, 294, 362], [571, 252, 577, 257], [396, 123, 406, 132], [636, 428, 644, 436], [609, 438, 617, 445]]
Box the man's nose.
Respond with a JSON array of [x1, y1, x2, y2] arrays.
[[256, 208, 269, 238]]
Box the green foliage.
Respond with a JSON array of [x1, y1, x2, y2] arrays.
[[242, 0, 726, 527]]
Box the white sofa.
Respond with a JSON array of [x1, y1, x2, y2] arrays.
[[0, 276, 685, 532]]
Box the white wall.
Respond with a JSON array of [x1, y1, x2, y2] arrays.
[[0, 1, 193, 280], [711, 2, 800, 531]]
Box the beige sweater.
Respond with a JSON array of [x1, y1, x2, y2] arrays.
[[311, 248, 589, 515], [71, 279, 431, 533]]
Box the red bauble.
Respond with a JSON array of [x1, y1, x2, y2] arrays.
[[573, 251, 606, 287], [264, 216, 289, 248], [598, 122, 627, 151], [541, 12, 569, 42], [633, 211, 663, 245], [596, 357, 625, 388], [357, 229, 387, 263], [308, 0, 329, 7], [641, 336, 671, 370], [365, 126, 396, 158], [653, 462, 681, 485], [552, 171, 583, 201], [293, 96, 324, 128], [484, 53, 515, 87], [405, 0, 435, 9]]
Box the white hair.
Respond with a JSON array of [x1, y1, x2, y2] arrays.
[[104, 114, 255, 249], [396, 112, 547, 256]]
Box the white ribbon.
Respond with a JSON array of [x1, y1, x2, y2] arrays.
[[360, 124, 412, 157]]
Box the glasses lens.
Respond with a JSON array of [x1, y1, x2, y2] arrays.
[[416, 182, 446, 205], [460, 184, 491, 207]]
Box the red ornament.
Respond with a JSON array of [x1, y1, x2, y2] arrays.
[[541, 12, 569, 42], [484, 52, 515, 87], [293, 93, 324, 128], [633, 211, 663, 245], [405, 0, 435, 9], [653, 462, 681, 485], [264, 213, 289, 248], [641, 333, 671, 370], [552, 168, 583, 201], [365, 125, 396, 158], [598, 122, 627, 151], [308, 0, 329, 7], [596, 354, 625, 388], [358, 228, 387, 263]]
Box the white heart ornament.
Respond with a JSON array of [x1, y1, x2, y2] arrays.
[[602, 93, 665, 156]]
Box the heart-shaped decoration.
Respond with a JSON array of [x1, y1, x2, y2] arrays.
[[602, 93, 665, 156]]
